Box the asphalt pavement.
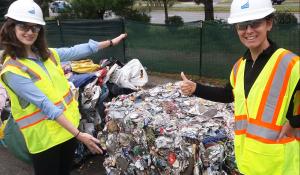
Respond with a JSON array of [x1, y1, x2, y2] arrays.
[[0, 146, 106, 175]]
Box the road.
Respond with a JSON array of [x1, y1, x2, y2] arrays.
[[149, 1, 300, 23], [150, 10, 229, 23], [150, 10, 300, 24]]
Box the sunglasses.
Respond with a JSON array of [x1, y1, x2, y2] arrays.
[[15, 22, 42, 33], [235, 19, 265, 31]]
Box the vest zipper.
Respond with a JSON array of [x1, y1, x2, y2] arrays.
[[245, 98, 250, 119], [251, 60, 256, 68]]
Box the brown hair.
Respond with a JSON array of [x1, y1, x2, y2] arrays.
[[0, 18, 50, 64], [265, 14, 275, 21]]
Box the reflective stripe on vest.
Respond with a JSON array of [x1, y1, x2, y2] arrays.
[[234, 115, 247, 134], [232, 58, 243, 86], [64, 89, 73, 105], [257, 52, 299, 123], [296, 129, 300, 140], [3, 58, 41, 82], [3, 53, 58, 81], [15, 90, 73, 129], [234, 50, 300, 143], [235, 118, 298, 143]]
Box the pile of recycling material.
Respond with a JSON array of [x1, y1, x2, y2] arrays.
[[101, 82, 239, 175], [0, 57, 149, 163], [61, 58, 148, 164]]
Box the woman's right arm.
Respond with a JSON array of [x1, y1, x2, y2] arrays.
[[194, 83, 234, 103], [180, 72, 234, 103]]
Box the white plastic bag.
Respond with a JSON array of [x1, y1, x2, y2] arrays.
[[109, 59, 148, 90]]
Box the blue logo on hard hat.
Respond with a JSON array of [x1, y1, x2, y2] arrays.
[[28, 7, 35, 14], [241, 0, 249, 9]]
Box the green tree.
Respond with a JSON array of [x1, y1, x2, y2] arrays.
[[194, 0, 214, 21], [145, 0, 176, 24], [0, 0, 14, 20], [71, 0, 135, 19], [35, 0, 52, 18]]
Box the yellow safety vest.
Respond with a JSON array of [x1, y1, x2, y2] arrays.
[[0, 49, 80, 154], [230, 48, 300, 175]]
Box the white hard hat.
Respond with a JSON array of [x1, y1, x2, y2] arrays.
[[5, 0, 46, 25], [228, 0, 275, 24]]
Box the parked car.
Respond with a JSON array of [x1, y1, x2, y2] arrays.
[[272, 0, 285, 5], [49, 0, 71, 13]]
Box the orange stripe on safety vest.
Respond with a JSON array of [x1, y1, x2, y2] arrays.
[[4, 61, 42, 81], [16, 100, 64, 129], [235, 115, 247, 121], [63, 89, 73, 105], [246, 132, 295, 144], [6, 63, 22, 70], [235, 130, 246, 135], [256, 50, 289, 121], [249, 118, 282, 131], [272, 56, 299, 124]]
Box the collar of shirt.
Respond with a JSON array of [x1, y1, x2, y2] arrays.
[[242, 39, 278, 62]]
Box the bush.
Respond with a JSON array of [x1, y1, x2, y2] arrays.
[[123, 9, 150, 23], [166, 16, 184, 26], [273, 12, 298, 24]]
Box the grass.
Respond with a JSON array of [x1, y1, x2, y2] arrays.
[[220, 0, 299, 3], [135, 0, 300, 13], [166, 6, 299, 13]]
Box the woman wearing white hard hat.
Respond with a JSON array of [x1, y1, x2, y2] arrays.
[[0, 0, 127, 174], [180, 0, 299, 174]]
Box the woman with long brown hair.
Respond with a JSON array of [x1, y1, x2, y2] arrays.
[[0, 0, 126, 174]]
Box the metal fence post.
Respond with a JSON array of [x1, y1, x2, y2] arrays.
[[121, 18, 126, 63], [199, 20, 203, 78], [56, 18, 65, 47]]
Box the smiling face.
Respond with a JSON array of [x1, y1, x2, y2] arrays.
[[14, 22, 41, 48], [236, 18, 273, 51]]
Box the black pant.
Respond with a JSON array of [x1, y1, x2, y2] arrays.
[[31, 138, 77, 175]]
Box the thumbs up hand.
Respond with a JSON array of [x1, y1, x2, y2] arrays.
[[180, 72, 196, 96]]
